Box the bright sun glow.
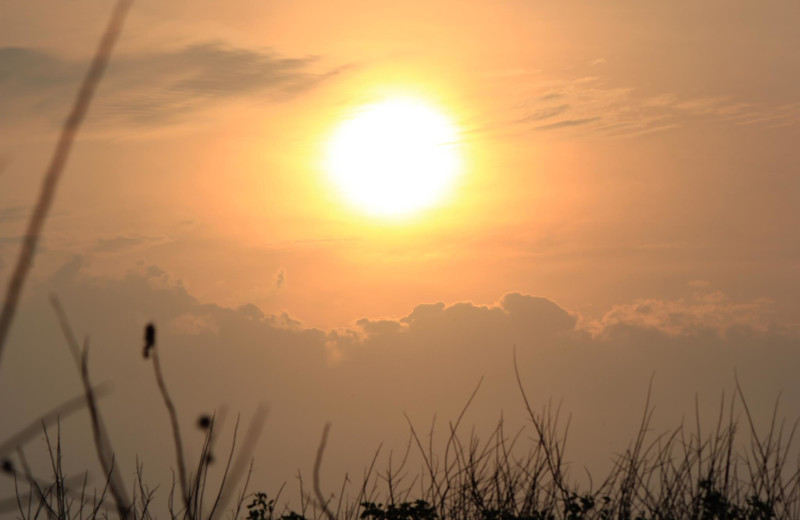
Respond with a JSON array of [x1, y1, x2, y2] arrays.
[[325, 98, 462, 218]]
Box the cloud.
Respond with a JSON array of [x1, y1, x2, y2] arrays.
[[389, 293, 581, 344], [0, 42, 345, 125], [515, 104, 570, 124], [0, 205, 30, 224], [0, 235, 51, 270], [94, 236, 142, 253], [2, 263, 799, 509], [534, 116, 601, 131], [0, 47, 74, 96], [504, 75, 800, 137], [93, 235, 160, 252], [590, 293, 777, 339], [0, 235, 24, 245], [48, 254, 84, 285]]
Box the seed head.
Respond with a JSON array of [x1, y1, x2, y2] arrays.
[[197, 414, 212, 430], [143, 323, 156, 358]]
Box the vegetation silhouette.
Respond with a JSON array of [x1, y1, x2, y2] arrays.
[[1, 1, 800, 519]]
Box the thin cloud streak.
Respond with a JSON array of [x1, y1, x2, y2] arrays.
[[0, 42, 347, 125], [492, 74, 800, 138]]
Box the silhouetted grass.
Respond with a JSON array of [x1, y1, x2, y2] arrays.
[[6, 353, 799, 520], [258, 367, 800, 520]]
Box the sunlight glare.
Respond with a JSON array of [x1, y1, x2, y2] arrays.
[[325, 98, 462, 218]]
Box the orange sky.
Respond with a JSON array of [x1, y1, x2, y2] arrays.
[[1, 0, 799, 511], [2, 1, 798, 329]]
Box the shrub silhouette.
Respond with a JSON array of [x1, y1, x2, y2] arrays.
[[360, 500, 437, 520]]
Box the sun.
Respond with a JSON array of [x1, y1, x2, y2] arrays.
[[325, 98, 462, 218]]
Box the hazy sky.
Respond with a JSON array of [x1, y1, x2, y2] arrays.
[[1, 0, 799, 512]]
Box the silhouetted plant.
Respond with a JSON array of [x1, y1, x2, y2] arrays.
[[360, 500, 438, 520], [562, 493, 594, 520], [247, 492, 277, 520]]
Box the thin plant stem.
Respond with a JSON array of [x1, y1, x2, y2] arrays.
[[0, 0, 134, 370], [314, 423, 335, 520]]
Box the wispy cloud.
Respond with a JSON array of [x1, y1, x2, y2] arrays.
[[93, 234, 168, 253], [534, 116, 601, 131], [0, 206, 30, 224], [501, 74, 800, 137], [0, 42, 347, 125], [514, 104, 570, 124]]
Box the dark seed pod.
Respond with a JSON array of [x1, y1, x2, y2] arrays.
[[143, 323, 156, 358], [197, 414, 212, 430]]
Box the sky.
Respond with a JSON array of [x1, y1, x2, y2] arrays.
[[1, 0, 799, 514]]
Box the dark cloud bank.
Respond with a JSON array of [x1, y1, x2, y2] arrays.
[[1, 261, 798, 507]]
